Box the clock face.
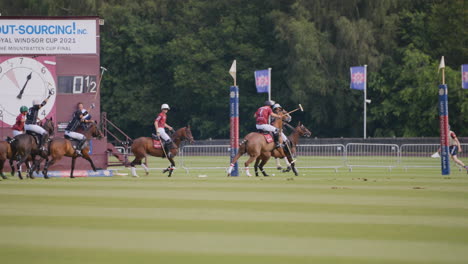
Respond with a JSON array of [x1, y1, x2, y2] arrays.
[[0, 56, 57, 126]]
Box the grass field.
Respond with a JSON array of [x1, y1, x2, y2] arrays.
[[1, 156, 468, 264]]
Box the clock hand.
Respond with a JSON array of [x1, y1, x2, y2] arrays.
[[17, 72, 32, 99]]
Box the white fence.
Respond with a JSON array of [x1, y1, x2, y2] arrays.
[[178, 143, 468, 173], [346, 143, 400, 170], [295, 144, 346, 170]]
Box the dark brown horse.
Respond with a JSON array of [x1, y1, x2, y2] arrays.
[[9, 118, 55, 179], [227, 117, 287, 177], [130, 126, 194, 177], [254, 122, 311, 177], [42, 122, 103, 178]]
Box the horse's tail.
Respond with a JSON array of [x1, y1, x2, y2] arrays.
[[238, 139, 248, 155]]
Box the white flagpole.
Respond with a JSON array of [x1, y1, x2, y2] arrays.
[[364, 65, 368, 139]]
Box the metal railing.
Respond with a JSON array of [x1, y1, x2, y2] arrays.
[[171, 143, 468, 174], [295, 144, 346, 170], [345, 143, 400, 170], [101, 112, 133, 167]]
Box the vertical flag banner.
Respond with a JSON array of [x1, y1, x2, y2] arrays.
[[229, 86, 239, 176], [350, 66, 366, 90], [462, 64, 468, 89], [254, 69, 270, 93], [438, 84, 450, 175]]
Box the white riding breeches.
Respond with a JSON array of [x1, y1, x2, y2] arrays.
[[256, 124, 278, 133], [12, 130, 23, 137], [25, 124, 46, 135], [281, 132, 287, 142], [65, 130, 86, 141], [157, 128, 170, 141]]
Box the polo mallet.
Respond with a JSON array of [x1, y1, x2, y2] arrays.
[[95, 66, 107, 100], [287, 104, 304, 115]]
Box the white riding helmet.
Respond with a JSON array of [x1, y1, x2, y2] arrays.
[[272, 103, 282, 110], [161, 103, 170, 110], [32, 99, 41, 105]]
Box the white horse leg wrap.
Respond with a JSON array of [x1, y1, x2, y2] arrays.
[[275, 158, 281, 167], [131, 167, 139, 177], [227, 163, 234, 174], [283, 157, 291, 166], [141, 163, 149, 173], [245, 167, 252, 177]]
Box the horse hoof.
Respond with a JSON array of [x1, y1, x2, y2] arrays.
[[276, 167, 282, 170], [145, 172, 149, 176], [132, 175, 140, 178], [70, 176, 75, 179]]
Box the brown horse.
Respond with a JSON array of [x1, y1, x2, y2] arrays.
[[227, 117, 287, 177], [0, 141, 11, 179], [42, 122, 103, 178], [254, 122, 311, 177], [9, 118, 55, 179], [130, 126, 194, 177]]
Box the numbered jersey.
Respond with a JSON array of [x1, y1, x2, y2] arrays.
[[26, 102, 46, 125], [12, 113, 26, 131], [255, 106, 272, 125], [155, 112, 167, 128]]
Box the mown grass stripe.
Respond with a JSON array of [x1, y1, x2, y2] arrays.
[[2, 215, 468, 244], [0, 226, 467, 263], [1, 203, 467, 227], [3, 193, 467, 217]]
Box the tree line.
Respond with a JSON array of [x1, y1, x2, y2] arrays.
[[1, 0, 467, 139]]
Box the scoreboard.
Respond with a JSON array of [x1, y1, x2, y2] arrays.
[[0, 17, 108, 171]]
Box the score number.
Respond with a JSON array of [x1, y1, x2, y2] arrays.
[[58, 76, 97, 94]]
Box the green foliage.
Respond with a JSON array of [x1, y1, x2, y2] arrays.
[[1, 0, 466, 138]]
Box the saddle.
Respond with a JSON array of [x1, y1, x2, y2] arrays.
[[256, 130, 274, 143], [151, 134, 162, 149], [64, 135, 85, 150], [26, 130, 41, 145]]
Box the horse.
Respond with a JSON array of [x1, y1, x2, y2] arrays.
[[254, 122, 311, 177], [227, 116, 288, 177], [42, 121, 103, 179], [129, 126, 194, 177], [9, 118, 55, 179], [0, 141, 11, 180]]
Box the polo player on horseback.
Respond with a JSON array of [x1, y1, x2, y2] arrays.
[[254, 100, 283, 148], [12, 106, 29, 137], [272, 103, 291, 144], [24, 91, 52, 152], [64, 102, 92, 156], [155, 103, 175, 156]]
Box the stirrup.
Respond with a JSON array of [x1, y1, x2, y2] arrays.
[[75, 149, 83, 156]]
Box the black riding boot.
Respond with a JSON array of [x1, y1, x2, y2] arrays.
[[273, 133, 282, 149], [41, 133, 49, 152], [75, 138, 87, 156], [283, 140, 291, 155], [164, 140, 173, 158]]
